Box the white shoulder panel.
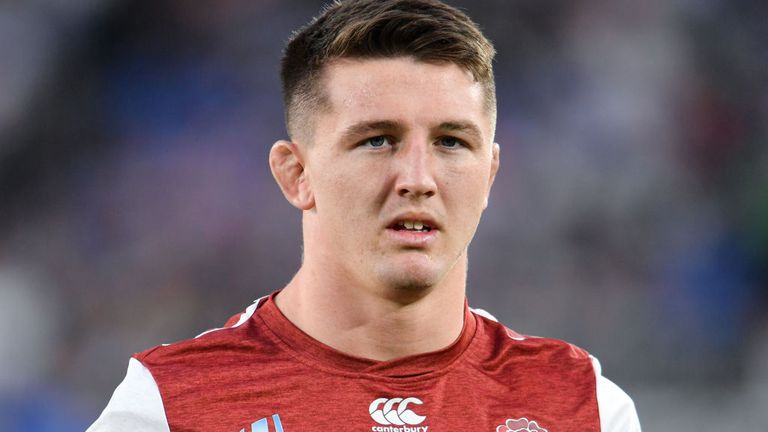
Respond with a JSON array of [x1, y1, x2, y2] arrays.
[[591, 356, 642, 432], [88, 297, 269, 430], [469, 307, 498, 322], [195, 295, 266, 338], [86, 358, 170, 432]]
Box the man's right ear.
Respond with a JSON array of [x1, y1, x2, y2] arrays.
[[269, 140, 315, 210]]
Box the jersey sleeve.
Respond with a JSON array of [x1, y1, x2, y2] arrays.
[[86, 357, 170, 432], [591, 356, 641, 432]]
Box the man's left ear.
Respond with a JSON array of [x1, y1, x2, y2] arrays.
[[484, 143, 500, 209]]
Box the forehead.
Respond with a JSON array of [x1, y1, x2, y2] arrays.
[[316, 57, 492, 139]]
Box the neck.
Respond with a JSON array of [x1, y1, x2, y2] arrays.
[[274, 256, 467, 361]]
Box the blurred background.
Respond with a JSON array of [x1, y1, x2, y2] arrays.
[[0, 0, 766, 430]]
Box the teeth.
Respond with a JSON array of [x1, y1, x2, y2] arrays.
[[397, 220, 430, 231]]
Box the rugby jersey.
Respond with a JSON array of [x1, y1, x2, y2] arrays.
[[88, 292, 640, 431]]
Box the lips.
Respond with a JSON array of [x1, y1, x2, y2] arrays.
[[386, 213, 440, 232], [392, 220, 433, 232], [385, 213, 440, 247]]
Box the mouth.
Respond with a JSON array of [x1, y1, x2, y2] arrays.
[[386, 213, 440, 233], [385, 215, 439, 247], [389, 220, 434, 233]]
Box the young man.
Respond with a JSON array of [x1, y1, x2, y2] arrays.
[[89, 1, 641, 431]]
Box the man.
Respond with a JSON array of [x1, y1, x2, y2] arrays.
[[89, 1, 641, 431]]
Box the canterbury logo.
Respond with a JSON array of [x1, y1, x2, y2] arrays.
[[369, 397, 426, 426]]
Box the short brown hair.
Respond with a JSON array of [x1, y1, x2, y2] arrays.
[[280, 0, 496, 141]]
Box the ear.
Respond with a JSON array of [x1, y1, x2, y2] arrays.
[[269, 140, 315, 210], [483, 143, 500, 209]]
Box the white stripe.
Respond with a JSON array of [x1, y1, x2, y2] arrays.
[[470, 307, 498, 322], [470, 307, 527, 340], [195, 295, 268, 338]]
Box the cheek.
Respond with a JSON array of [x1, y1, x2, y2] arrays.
[[312, 158, 385, 215], [439, 166, 492, 245], [441, 164, 490, 211]]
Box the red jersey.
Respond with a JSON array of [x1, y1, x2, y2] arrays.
[[88, 293, 640, 431]]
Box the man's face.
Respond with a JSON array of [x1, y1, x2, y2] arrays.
[[301, 57, 499, 294]]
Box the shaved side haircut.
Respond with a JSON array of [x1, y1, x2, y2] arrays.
[[280, 0, 496, 142]]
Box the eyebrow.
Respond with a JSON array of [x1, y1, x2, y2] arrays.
[[437, 121, 484, 142], [339, 119, 484, 142], [340, 120, 404, 141]]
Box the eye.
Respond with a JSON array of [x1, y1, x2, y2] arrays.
[[438, 136, 464, 148], [362, 136, 391, 148]]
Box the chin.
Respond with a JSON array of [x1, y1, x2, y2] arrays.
[[388, 275, 436, 292], [374, 259, 442, 295]]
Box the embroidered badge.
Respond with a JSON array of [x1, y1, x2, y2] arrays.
[[495, 417, 548, 432]]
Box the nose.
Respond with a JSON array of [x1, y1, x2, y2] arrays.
[[394, 140, 437, 199]]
